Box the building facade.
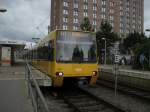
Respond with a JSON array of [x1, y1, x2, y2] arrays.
[[50, 0, 144, 37]]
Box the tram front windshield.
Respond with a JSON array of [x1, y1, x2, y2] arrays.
[[56, 31, 97, 63]]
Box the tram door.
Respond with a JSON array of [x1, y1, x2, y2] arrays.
[[1, 47, 11, 66]]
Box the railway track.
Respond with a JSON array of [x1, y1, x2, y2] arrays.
[[97, 79, 150, 102], [58, 86, 126, 112], [40, 86, 126, 112], [40, 87, 74, 112]]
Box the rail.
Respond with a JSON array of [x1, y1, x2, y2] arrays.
[[25, 61, 49, 112]]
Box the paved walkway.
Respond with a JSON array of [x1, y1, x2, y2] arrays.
[[0, 65, 33, 112]]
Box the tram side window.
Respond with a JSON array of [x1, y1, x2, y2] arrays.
[[88, 43, 96, 62], [36, 40, 54, 61], [37, 47, 48, 60], [48, 40, 54, 61]]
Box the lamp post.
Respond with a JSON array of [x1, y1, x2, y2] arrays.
[[102, 38, 106, 65], [145, 29, 150, 68], [0, 8, 7, 13]]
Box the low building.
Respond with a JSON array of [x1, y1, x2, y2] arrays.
[[0, 40, 25, 66]]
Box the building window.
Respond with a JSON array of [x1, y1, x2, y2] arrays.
[[83, 5, 88, 10], [63, 25, 68, 30], [63, 9, 68, 15], [133, 20, 135, 24], [133, 25, 136, 29], [120, 29, 124, 33], [110, 2, 114, 7], [74, 3, 78, 8], [84, 0, 88, 3], [73, 10, 78, 16], [110, 15, 114, 21], [120, 0, 122, 5], [110, 9, 114, 14], [63, 1, 68, 7], [110, 22, 114, 27], [126, 24, 130, 28], [93, 6, 97, 11], [102, 8, 106, 12], [63, 17, 68, 23], [73, 26, 78, 30], [102, 0, 106, 5], [73, 0, 78, 3], [120, 6, 123, 10], [120, 11, 123, 16], [93, 13, 97, 18], [101, 14, 106, 19], [93, 0, 97, 3], [73, 18, 78, 23], [126, 30, 129, 33], [126, 1, 130, 6], [120, 23, 123, 28], [83, 12, 88, 17], [92, 20, 97, 26], [126, 7, 129, 11]]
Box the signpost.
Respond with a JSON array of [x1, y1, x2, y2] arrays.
[[113, 42, 120, 96]]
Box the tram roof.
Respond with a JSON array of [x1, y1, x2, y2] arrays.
[[35, 29, 95, 48]]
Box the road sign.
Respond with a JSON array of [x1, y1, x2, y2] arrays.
[[115, 54, 120, 63]]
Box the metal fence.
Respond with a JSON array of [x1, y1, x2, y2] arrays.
[[25, 61, 49, 112]]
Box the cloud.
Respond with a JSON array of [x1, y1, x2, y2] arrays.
[[144, 0, 150, 30], [0, 0, 50, 42], [0, 0, 150, 42]]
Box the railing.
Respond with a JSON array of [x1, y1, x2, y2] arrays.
[[25, 61, 49, 112]]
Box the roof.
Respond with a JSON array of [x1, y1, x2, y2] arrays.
[[0, 40, 25, 50], [0, 40, 25, 45]]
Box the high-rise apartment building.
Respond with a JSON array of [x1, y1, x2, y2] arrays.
[[50, 0, 144, 37]]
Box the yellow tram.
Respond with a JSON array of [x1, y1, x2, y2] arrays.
[[32, 30, 98, 87]]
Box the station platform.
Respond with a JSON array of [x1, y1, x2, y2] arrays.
[[99, 65, 150, 79], [0, 65, 33, 112], [99, 65, 150, 91]]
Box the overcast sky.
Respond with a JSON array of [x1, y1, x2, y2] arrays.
[[0, 0, 150, 42]]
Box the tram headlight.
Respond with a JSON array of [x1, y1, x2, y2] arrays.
[[92, 71, 97, 76], [56, 72, 63, 77]]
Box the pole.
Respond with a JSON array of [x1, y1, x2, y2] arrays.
[[114, 42, 119, 96], [149, 49, 150, 68], [104, 39, 107, 65], [114, 63, 118, 96]]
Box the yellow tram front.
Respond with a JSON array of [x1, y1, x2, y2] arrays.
[[54, 30, 98, 86]]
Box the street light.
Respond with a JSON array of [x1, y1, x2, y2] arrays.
[[0, 8, 7, 13], [146, 29, 150, 32], [102, 38, 106, 65], [32, 38, 40, 42]]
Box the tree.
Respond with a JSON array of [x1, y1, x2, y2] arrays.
[[96, 20, 119, 63], [123, 32, 146, 54], [80, 17, 92, 31], [123, 32, 150, 70], [132, 39, 150, 70]]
